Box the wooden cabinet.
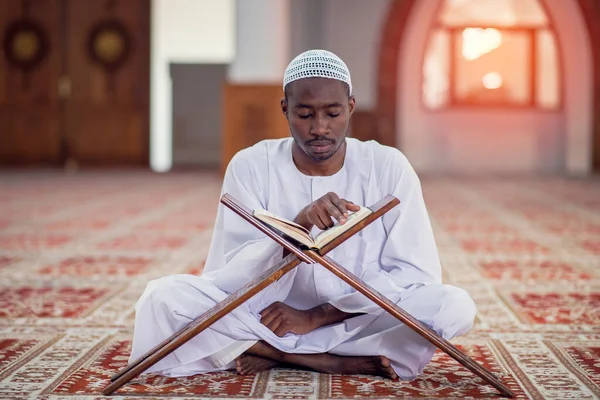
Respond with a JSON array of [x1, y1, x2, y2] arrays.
[[222, 84, 289, 173]]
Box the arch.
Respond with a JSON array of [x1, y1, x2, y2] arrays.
[[375, 0, 415, 148], [376, 0, 597, 173], [422, 0, 562, 111]]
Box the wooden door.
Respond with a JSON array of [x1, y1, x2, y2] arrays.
[[0, 0, 149, 166], [0, 0, 64, 165], [64, 0, 149, 166]]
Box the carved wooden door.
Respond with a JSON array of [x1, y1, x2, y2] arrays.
[[0, 0, 63, 164], [64, 0, 149, 166], [0, 0, 149, 166]]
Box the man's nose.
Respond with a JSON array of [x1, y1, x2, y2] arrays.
[[310, 115, 329, 136]]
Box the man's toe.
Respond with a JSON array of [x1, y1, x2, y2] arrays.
[[235, 357, 244, 374], [379, 356, 398, 380]]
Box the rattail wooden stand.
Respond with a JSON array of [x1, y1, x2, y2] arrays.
[[103, 194, 514, 398]]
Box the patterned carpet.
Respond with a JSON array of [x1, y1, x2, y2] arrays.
[[0, 170, 599, 399]]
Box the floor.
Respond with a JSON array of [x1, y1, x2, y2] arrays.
[[0, 170, 599, 399]]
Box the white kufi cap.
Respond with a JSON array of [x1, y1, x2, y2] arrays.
[[283, 49, 352, 94]]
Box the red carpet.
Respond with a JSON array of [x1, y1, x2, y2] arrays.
[[0, 171, 598, 399]]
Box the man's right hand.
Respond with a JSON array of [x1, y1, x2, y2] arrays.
[[294, 192, 360, 231]]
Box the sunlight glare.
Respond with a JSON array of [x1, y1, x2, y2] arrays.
[[482, 72, 503, 89], [462, 28, 502, 60]]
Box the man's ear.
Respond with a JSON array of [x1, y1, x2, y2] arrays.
[[348, 96, 356, 116], [281, 97, 289, 120]]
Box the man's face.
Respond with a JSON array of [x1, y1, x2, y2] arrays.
[[281, 78, 355, 162]]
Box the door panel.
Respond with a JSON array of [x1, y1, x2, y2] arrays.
[[64, 0, 149, 165], [0, 0, 63, 164]]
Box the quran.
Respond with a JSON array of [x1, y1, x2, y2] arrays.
[[252, 206, 372, 249]]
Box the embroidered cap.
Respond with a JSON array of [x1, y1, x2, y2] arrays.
[[283, 49, 352, 94]]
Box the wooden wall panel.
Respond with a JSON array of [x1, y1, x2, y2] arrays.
[[0, 0, 63, 164], [350, 111, 380, 143], [222, 84, 289, 173]]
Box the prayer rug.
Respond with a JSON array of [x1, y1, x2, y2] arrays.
[[0, 171, 598, 399]]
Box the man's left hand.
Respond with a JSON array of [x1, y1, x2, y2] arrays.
[[259, 302, 316, 337]]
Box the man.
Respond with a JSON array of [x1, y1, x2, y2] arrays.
[[129, 49, 476, 380]]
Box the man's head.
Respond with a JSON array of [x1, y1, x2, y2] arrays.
[[281, 50, 355, 162]]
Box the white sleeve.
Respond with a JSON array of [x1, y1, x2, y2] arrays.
[[201, 149, 288, 294], [328, 151, 442, 315]]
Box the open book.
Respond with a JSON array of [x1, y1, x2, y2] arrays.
[[253, 206, 372, 249]]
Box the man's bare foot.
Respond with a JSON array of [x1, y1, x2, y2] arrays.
[[315, 354, 398, 380], [243, 341, 398, 380], [234, 354, 279, 375], [349, 355, 398, 380]]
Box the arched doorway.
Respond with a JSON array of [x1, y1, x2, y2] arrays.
[[377, 0, 596, 174]]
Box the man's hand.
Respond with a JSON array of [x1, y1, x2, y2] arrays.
[[259, 302, 362, 337], [259, 302, 316, 337], [294, 192, 361, 231]]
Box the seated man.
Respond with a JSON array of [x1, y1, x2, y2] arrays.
[[129, 49, 476, 380]]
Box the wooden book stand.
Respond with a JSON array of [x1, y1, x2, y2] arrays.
[[103, 194, 514, 398]]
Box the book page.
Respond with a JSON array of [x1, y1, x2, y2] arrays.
[[253, 209, 315, 247], [254, 209, 309, 233], [313, 206, 372, 248]]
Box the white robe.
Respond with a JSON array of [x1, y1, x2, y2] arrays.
[[129, 138, 477, 379]]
